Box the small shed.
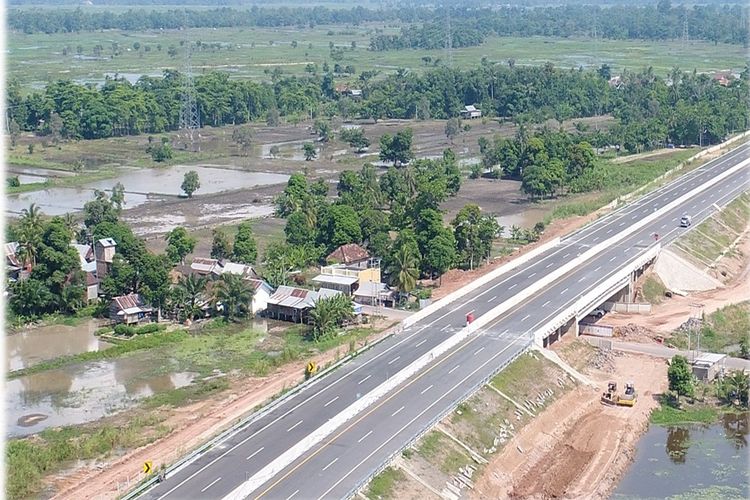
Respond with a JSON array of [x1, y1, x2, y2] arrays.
[[460, 105, 482, 119], [692, 353, 727, 381], [110, 293, 153, 325]]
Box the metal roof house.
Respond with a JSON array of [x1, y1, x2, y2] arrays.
[[109, 292, 153, 325], [460, 105, 482, 119], [692, 352, 727, 381], [265, 286, 343, 323], [190, 258, 223, 277]]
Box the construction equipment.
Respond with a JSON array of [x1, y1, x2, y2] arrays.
[[601, 381, 618, 405], [617, 382, 637, 407]]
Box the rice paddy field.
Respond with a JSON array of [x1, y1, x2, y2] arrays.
[[8, 23, 747, 90]]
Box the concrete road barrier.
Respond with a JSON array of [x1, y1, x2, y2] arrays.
[[402, 238, 561, 329]]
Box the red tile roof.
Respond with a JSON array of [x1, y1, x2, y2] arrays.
[[326, 243, 370, 264]]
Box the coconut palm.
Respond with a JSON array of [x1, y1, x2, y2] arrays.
[[309, 294, 353, 341], [17, 203, 44, 268], [389, 244, 420, 298], [177, 274, 208, 320], [213, 273, 255, 322]]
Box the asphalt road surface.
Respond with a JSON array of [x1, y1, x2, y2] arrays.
[[144, 143, 749, 500]]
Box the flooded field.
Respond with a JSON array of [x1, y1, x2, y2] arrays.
[[6, 165, 289, 216], [7, 355, 196, 437], [6, 320, 111, 372], [613, 413, 749, 499]]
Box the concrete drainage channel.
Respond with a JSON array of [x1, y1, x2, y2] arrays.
[[130, 155, 749, 499]]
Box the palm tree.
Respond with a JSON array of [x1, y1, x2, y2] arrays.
[[720, 371, 749, 408], [309, 294, 353, 341], [389, 244, 420, 299], [17, 203, 44, 269], [213, 273, 255, 322], [177, 274, 208, 320]]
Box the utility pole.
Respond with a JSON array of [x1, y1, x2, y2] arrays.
[[689, 302, 704, 361]]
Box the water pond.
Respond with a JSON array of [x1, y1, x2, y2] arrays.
[[7, 354, 196, 437], [6, 319, 111, 373], [6, 165, 289, 216], [613, 412, 749, 499]]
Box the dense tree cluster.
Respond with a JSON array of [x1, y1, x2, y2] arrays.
[[9, 63, 746, 154], [275, 140, 495, 293], [479, 128, 599, 198], [9, 4, 748, 46]]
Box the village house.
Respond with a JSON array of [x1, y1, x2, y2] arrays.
[[5, 242, 22, 281], [190, 257, 223, 278], [84, 272, 99, 303], [94, 238, 117, 278], [221, 261, 258, 280], [70, 243, 97, 274], [265, 285, 343, 323], [352, 281, 395, 307], [460, 105, 482, 119], [248, 278, 274, 315], [712, 72, 732, 87], [313, 244, 382, 295], [109, 292, 153, 325]]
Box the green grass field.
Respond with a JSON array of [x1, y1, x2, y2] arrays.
[[8, 23, 746, 89]]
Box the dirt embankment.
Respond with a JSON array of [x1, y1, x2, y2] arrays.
[[472, 347, 667, 499]]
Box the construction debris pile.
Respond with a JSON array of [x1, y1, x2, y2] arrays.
[[591, 348, 622, 373], [676, 317, 703, 334], [614, 323, 657, 343]]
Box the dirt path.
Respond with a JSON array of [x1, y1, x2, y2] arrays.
[[47, 325, 396, 500], [472, 353, 667, 499]]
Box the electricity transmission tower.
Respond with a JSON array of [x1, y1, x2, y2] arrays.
[[179, 23, 200, 151], [682, 14, 689, 46], [444, 3, 453, 68]]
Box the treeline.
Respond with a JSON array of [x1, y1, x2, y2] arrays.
[[9, 4, 749, 46], [371, 4, 749, 49], [9, 63, 748, 152]]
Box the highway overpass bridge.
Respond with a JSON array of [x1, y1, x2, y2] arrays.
[[136, 142, 749, 500]]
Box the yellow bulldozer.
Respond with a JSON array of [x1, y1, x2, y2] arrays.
[[601, 381, 637, 407]]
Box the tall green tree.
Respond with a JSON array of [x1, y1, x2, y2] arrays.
[[668, 355, 695, 400], [181, 170, 201, 198], [379, 128, 414, 167], [165, 226, 196, 265], [233, 221, 258, 264], [210, 228, 233, 260]]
